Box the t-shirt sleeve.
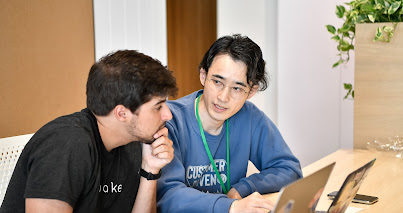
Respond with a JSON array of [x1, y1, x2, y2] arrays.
[[24, 127, 95, 208]]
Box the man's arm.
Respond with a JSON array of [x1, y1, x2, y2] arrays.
[[132, 127, 174, 213], [26, 198, 73, 213], [22, 129, 94, 213], [230, 115, 302, 198], [132, 177, 158, 213]]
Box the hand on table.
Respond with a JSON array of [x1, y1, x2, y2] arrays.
[[229, 191, 274, 213]]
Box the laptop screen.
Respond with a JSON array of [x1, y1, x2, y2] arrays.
[[327, 158, 376, 213]]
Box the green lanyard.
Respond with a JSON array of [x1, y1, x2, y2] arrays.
[[196, 95, 230, 194]]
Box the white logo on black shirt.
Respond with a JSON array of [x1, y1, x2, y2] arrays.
[[99, 181, 122, 193]]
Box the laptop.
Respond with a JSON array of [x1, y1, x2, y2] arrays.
[[316, 158, 376, 213], [270, 162, 336, 213]]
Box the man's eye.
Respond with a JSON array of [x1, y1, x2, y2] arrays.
[[156, 106, 162, 110], [213, 80, 221, 84], [232, 87, 245, 93]]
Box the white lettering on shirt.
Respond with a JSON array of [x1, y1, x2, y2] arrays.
[[99, 182, 123, 194], [186, 159, 227, 189]]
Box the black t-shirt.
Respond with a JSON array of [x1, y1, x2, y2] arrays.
[[0, 109, 142, 213]]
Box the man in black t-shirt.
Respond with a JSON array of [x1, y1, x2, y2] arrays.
[[0, 50, 178, 213]]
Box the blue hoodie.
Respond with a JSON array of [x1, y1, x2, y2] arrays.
[[157, 90, 302, 212]]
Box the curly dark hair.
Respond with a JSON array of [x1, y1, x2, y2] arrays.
[[86, 50, 178, 116], [198, 34, 268, 91]]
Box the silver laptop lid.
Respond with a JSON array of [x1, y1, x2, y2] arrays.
[[272, 162, 336, 213], [326, 158, 376, 213]]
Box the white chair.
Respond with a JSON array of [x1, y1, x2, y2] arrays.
[[0, 133, 33, 206]]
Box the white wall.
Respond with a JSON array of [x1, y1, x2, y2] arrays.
[[217, 0, 278, 124], [278, 0, 354, 166], [93, 0, 167, 63], [218, 0, 354, 167]]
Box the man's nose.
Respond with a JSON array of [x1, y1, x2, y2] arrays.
[[218, 86, 231, 102], [161, 105, 173, 121]]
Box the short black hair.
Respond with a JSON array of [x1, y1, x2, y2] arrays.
[[86, 50, 177, 116], [198, 34, 268, 91]]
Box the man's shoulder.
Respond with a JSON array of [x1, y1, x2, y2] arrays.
[[231, 101, 276, 129], [167, 90, 200, 107], [30, 109, 99, 147], [40, 109, 95, 132], [167, 90, 201, 116], [236, 100, 265, 117]]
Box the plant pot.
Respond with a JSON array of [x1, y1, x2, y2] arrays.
[[354, 22, 403, 149]]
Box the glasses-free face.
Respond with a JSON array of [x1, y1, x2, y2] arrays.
[[206, 77, 250, 99], [126, 96, 172, 144]]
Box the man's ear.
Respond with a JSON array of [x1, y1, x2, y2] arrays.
[[246, 85, 259, 100], [199, 68, 207, 87], [114, 105, 129, 121]]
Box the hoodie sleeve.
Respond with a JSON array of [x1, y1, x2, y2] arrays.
[[157, 156, 235, 213], [231, 114, 303, 198]]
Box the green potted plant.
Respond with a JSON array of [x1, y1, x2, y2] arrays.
[[326, 0, 402, 99]]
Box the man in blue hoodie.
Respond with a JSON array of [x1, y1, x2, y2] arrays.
[[157, 34, 302, 212]]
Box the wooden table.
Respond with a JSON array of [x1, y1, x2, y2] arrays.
[[264, 149, 403, 212]]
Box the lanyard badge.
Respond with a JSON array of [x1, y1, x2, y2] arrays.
[[196, 95, 230, 194]]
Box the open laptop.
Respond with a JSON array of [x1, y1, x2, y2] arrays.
[[315, 158, 376, 213], [270, 162, 336, 213]]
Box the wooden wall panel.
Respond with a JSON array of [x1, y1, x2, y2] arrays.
[[354, 23, 403, 148], [167, 0, 217, 98], [0, 0, 95, 138]]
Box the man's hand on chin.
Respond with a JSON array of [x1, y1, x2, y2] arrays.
[[141, 127, 174, 174]]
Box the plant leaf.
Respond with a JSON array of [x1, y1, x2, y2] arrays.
[[348, 10, 359, 22], [336, 5, 346, 18], [326, 25, 337, 34], [373, 3, 383, 10], [339, 23, 351, 33], [383, 26, 394, 33], [356, 14, 368, 23], [368, 14, 376, 22], [343, 83, 353, 99], [343, 32, 351, 38], [355, 0, 367, 5], [344, 83, 352, 90], [388, 2, 401, 14], [374, 27, 384, 41], [349, 44, 355, 50], [331, 35, 341, 41], [333, 60, 343, 68], [384, 1, 390, 10], [375, 0, 385, 8], [340, 39, 350, 46], [361, 3, 375, 12], [341, 44, 351, 51]]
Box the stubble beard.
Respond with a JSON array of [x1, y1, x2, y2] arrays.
[[128, 118, 166, 144]]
